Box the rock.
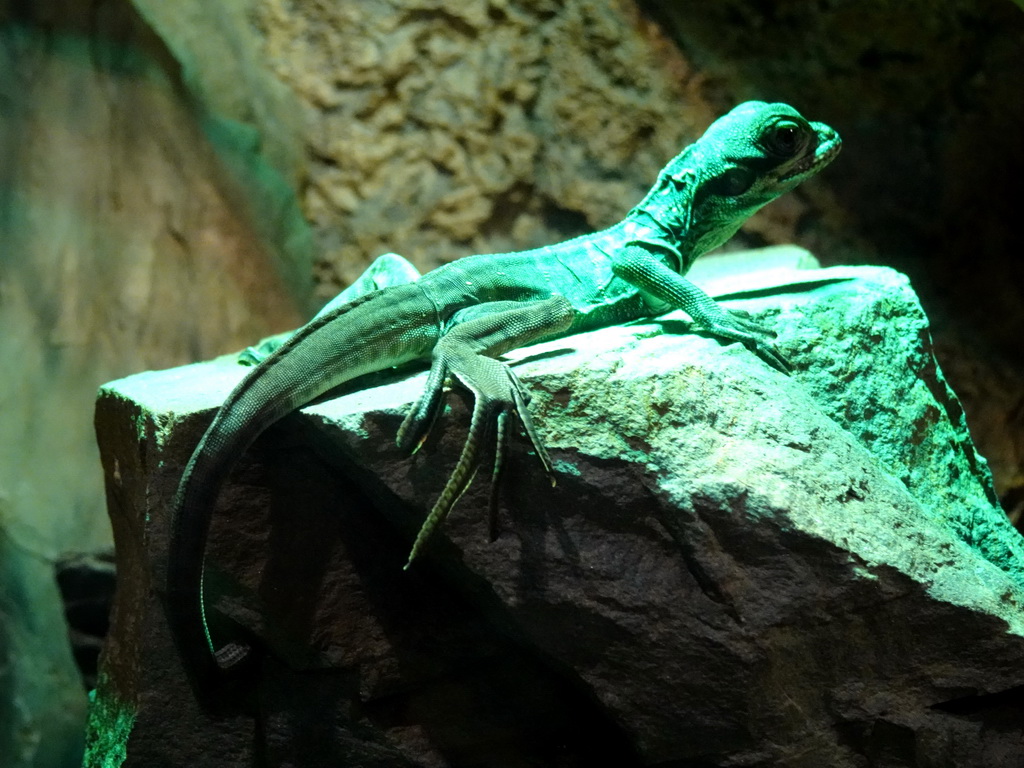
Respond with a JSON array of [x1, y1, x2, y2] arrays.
[[645, 0, 1024, 509], [200, 0, 727, 296], [932, 331, 1024, 529], [88, 262, 1024, 766]]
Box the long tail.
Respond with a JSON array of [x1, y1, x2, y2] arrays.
[[165, 283, 437, 695]]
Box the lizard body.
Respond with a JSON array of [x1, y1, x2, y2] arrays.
[[167, 101, 840, 696]]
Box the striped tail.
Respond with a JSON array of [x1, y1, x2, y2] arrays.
[[165, 284, 437, 695]]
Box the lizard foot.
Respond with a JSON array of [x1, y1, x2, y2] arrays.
[[400, 350, 555, 570], [238, 253, 422, 367], [702, 308, 791, 374], [397, 296, 573, 568], [238, 332, 293, 366]]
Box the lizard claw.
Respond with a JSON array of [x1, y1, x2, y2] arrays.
[[747, 338, 792, 374], [726, 308, 778, 339], [402, 358, 552, 569], [396, 367, 447, 454], [399, 295, 573, 567], [703, 309, 791, 374]]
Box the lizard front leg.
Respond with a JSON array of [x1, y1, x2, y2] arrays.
[[397, 295, 575, 568], [611, 246, 791, 373]]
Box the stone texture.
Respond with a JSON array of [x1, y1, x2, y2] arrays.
[[89, 261, 1024, 767], [932, 333, 1024, 529], [127, 0, 314, 300], [248, 0, 724, 296], [643, 0, 1024, 527]]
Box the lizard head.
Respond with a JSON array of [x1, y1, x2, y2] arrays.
[[643, 101, 841, 260]]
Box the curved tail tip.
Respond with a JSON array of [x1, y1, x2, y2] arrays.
[[214, 642, 251, 670]]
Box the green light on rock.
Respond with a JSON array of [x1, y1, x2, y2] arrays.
[[82, 679, 135, 768]]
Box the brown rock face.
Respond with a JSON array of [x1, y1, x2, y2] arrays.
[[247, 0, 717, 295]]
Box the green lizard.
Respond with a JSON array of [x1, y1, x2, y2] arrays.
[[167, 101, 841, 695]]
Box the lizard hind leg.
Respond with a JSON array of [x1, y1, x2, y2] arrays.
[[402, 354, 550, 569], [395, 358, 450, 455], [239, 253, 422, 366], [401, 295, 574, 569]]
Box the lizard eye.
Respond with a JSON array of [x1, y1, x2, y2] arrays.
[[705, 167, 755, 197], [765, 121, 805, 157]]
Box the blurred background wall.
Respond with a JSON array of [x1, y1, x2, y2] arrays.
[[0, 0, 1020, 764]]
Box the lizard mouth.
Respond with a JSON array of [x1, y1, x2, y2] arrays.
[[781, 128, 842, 182]]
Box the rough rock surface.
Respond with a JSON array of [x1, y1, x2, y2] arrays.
[[249, 0, 719, 296], [644, 0, 1024, 525], [89, 261, 1024, 767]]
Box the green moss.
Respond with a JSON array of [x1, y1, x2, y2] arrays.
[[81, 682, 135, 768]]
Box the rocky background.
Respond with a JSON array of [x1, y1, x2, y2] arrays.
[[0, 0, 1021, 765]]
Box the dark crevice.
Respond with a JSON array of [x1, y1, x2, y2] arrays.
[[55, 551, 116, 691], [398, 8, 479, 40], [541, 201, 591, 240], [477, 181, 533, 239], [932, 684, 1024, 716]]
